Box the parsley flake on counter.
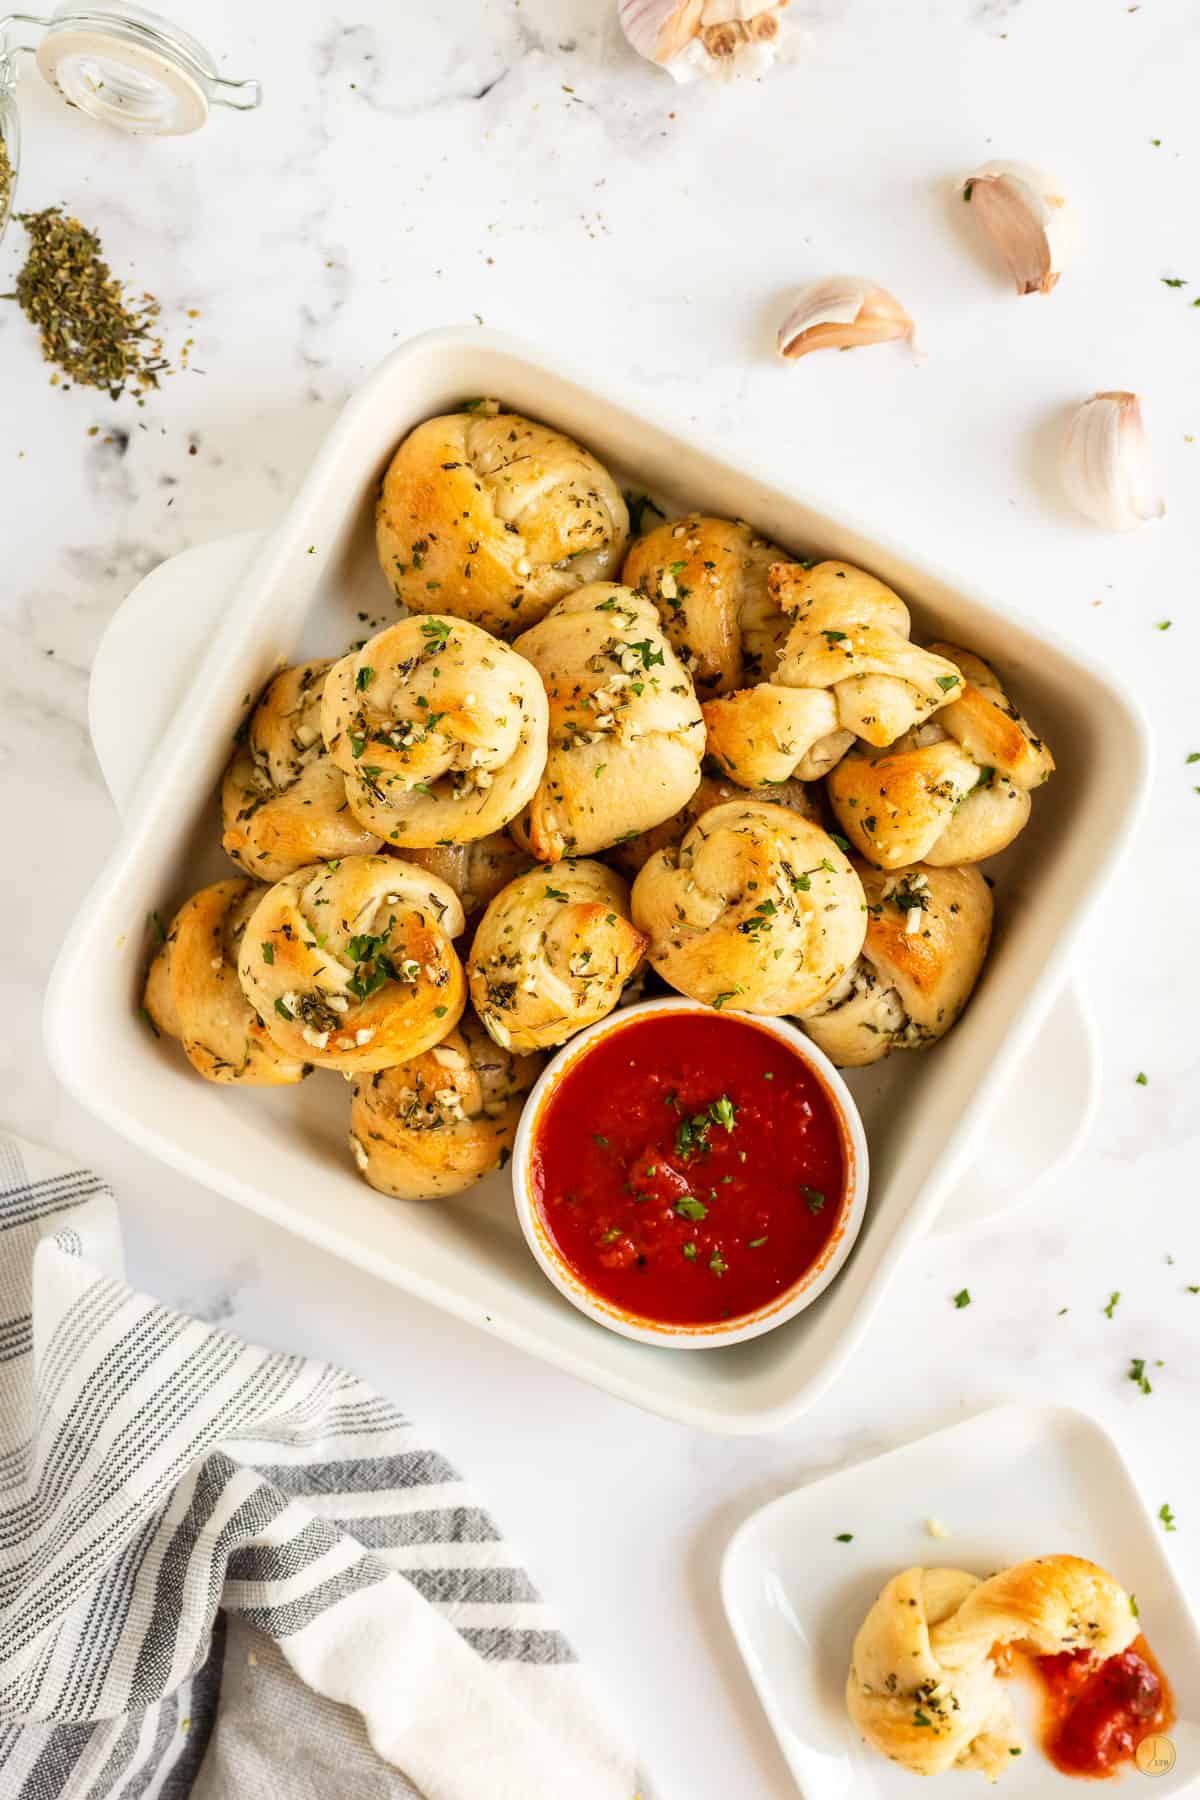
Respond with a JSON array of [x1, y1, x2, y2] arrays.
[[1128, 1357, 1161, 1395], [1103, 1291, 1120, 1319], [1135, 1071, 1148, 1086], [1161, 277, 1187, 287], [1154, 620, 1172, 631], [835, 1532, 854, 1543], [1158, 1503, 1177, 1532], [953, 1289, 971, 1309]]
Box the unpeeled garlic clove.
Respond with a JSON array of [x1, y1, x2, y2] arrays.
[[618, 0, 787, 83], [961, 161, 1076, 296], [777, 278, 914, 361], [1061, 392, 1164, 532]]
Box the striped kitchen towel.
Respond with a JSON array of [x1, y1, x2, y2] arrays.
[[0, 1133, 642, 1799]]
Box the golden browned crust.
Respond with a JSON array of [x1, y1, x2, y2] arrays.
[[467, 859, 645, 1053], [321, 617, 548, 846], [376, 411, 628, 637], [800, 862, 993, 1065], [511, 583, 704, 861], [631, 800, 866, 1014], [703, 683, 851, 785], [237, 855, 466, 1073], [606, 771, 820, 876], [622, 513, 772, 695], [144, 880, 309, 1086], [221, 662, 381, 881], [349, 1012, 541, 1200], [847, 1555, 1139, 1780], [771, 560, 964, 748]]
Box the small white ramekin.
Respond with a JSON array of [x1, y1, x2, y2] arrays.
[[510, 997, 870, 1350]]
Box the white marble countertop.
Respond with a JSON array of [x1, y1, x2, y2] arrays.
[[3, 2, 1198, 1794]]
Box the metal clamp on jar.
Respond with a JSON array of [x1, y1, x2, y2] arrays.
[[0, 3, 261, 238]]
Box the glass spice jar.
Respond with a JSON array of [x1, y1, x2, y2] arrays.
[[0, 2, 261, 238]]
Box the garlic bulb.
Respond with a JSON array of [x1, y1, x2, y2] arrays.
[[961, 161, 1076, 296], [777, 279, 914, 361], [618, 0, 788, 83], [1061, 392, 1164, 532]]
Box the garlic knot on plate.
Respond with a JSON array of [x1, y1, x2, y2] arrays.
[[238, 855, 466, 1072], [847, 1555, 1139, 1779], [827, 644, 1054, 868], [511, 582, 705, 861], [468, 859, 645, 1053], [322, 618, 548, 847], [349, 1011, 542, 1200], [621, 512, 790, 696], [221, 661, 382, 880], [144, 879, 310, 1085], [631, 800, 866, 1014], [800, 862, 992, 1066], [376, 409, 628, 638]]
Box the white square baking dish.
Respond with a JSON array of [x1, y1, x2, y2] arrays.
[[46, 327, 1150, 1434]]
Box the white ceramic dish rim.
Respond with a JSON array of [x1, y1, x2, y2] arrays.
[[45, 326, 1152, 1434], [510, 997, 871, 1349]]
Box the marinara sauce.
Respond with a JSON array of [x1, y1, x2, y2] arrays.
[[1032, 1635, 1174, 1778], [530, 1011, 848, 1327]]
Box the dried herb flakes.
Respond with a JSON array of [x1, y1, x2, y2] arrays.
[[5, 207, 170, 399]]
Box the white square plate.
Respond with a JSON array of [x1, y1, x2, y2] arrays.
[[46, 329, 1149, 1434], [721, 1404, 1200, 1796]]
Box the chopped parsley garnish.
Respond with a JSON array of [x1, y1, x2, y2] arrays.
[[835, 1531, 854, 1542], [935, 673, 960, 692], [913, 1709, 933, 1728], [682, 1242, 698, 1260], [356, 666, 374, 691], [953, 1288, 971, 1309], [1135, 1071, 1148, 1085], [625, 638, 665, 670], [348, 732, 366, 760], [821, 628, 848, 643], [675, 1195, 708, 1221], [346, 921, 399, 1001], [419, 617, 451, 649], [261, 942, 274, 964], [1128, 1357, 1158, 1395], [710, 1094, 737, 1132], [544, 886, 569, 901], [148, 910, 166, 944], [802, 1186, 826, 1213], [1159, 1502, 1177, 1532], [709, 1250, 727, 1277], [274, 997, 294, 1021], [1103, 1291, 1120, 1318], [1162, 276, 1187, 287], [748, 1236, 768, 1248], [829, 833, 852, 854], [1130, 1594, 1139, 1618], [711, 988, 742, 1009], [591, 1133, 609, 1148]]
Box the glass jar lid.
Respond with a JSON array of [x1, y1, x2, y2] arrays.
[[0, 4, 260, 234]]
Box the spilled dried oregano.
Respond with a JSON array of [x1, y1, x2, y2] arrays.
[[3, 205, 170, 399]]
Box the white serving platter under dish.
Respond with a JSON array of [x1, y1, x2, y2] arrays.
[[722, 1403, 1200, 1797], [47, 327, 1147, 1434]]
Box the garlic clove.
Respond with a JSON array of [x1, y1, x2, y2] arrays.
[[961, 161, 1076, 296], [618, 0, 787, 82], [1061, 391, 1164, 532], [777, 278, 914, 361]]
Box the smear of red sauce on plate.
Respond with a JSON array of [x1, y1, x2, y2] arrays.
[[529, 1011, 848, 1327], [1032, 1635, 1174, 1778]]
